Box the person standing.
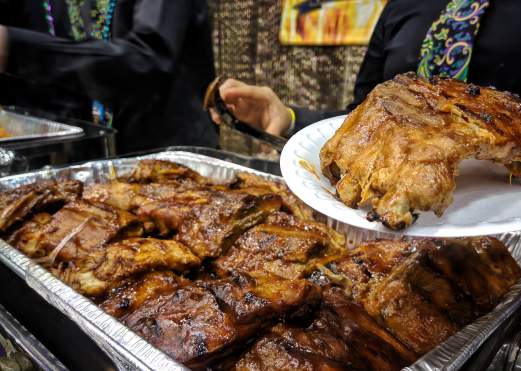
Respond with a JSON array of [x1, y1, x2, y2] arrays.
[[211, 0, 521, 137], [0, 0, 218, 153]]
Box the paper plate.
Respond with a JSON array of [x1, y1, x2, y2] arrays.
[[280, 115, 521, 237]]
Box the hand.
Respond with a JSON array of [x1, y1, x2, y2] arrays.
[[209, 79, 292, 137], [0, 26, 6, 73]]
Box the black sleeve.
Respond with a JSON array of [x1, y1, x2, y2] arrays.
[[5, 0, 192, 107], [347, 1, 389, 111]]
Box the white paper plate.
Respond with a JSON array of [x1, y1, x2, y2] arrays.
[[280, 115, 521, 237]]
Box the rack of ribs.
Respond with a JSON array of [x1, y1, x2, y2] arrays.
[[1, 159, 520, 370], [321, 73, 521, 229]]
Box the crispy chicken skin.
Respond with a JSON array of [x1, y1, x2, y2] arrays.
[[321, 73, 521, 229]]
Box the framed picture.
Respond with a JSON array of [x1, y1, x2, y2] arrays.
[[280, 0, 386, 46]]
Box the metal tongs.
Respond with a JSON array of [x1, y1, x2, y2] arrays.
[[204, 77, 287, 152]]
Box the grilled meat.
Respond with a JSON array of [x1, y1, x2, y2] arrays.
[[60, 238, 200, 297], [234, 322, 368, 371], [0, 180, 82, 232], [1, 160, 520, 370], [321, 73, 521, 229], [124, 159, 209, 186], [426, 238, 521, 313], [214, 212, 344, 279], [322, 287, 416, 367], [125, 271, 319, 369], [230, 172, 314, 220], [36, 200, 143, 263], [319, 237, 521, 356], [101, 271, 190, 318], [7, 212, 53, 258]]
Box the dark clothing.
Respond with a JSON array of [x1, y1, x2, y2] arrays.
[[0, 0, 218, 153], [292, 0, 521, 133]]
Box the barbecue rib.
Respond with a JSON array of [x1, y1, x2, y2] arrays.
[[124, 159, 209, 186], [101, 271, 190, 318], [2, 160, 521, 370], [60, 238, 200, 297], [0, 180, 82, 232], [213, 212, 344, 279], [35, 200, 143, 263], [235, 287, 415, 371], [318, 237, 521, 356], [124, 271, 319, 369], [230, 172, 315, 221], [321, 73, 521, 229]]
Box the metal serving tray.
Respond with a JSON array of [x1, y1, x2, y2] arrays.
[[0, 303, 67, 370], [0, 110, 84, 143], [0, 150, 519, 371]]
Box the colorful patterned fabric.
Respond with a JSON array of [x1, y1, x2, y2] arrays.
[[417, 0, 490, 82], [60, 0, 117, 126]]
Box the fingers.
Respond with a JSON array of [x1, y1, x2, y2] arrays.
[[221, 85, 270, 104], [209, 109, 222, 125]]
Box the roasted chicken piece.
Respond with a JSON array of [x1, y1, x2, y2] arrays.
[[101, 271, 190, 318], [230, 172, 314, 221], [60, 238, 200, 297], [124, 159, 209, 186], [124, 271, 319, 369], [0, 180, 82, 232], [321, 73, 521, 229], [214, 212, 344, 280], [35, 200, 143, 263]]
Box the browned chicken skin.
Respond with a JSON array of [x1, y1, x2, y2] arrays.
[[321, 73, 521, 229]]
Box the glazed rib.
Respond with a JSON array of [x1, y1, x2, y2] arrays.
[[321, 73, 521, 229]]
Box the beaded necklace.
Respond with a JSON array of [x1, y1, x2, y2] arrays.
[[43, 0, 116, 126]]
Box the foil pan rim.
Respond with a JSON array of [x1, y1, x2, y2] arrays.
[[0, 110, 84, 143]]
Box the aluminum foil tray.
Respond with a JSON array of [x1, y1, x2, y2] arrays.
[[0, 150, 519, 371], [0, 110, 84, 143]]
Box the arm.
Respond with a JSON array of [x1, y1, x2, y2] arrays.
[[4, 0, 193, 106]]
